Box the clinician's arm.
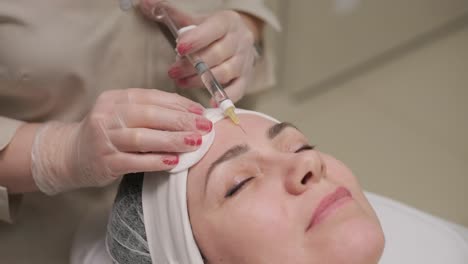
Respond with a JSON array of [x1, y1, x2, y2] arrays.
[[0, 123, 40, 193]]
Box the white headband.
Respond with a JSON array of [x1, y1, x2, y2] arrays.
[[142, 108, 279, 263]]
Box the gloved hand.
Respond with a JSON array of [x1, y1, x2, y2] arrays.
[[31, 88, 212, 195], [140, 0, 260, 105]]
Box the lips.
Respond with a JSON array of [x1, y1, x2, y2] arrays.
[[307, 187, 352, 230]]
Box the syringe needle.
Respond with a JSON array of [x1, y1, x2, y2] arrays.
[[238, 124, 247, 135]]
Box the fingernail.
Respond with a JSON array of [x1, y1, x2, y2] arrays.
[[163, 155, 179, 166], [188, 105, 204, 115], [196, 118, 213, 132], [184, 134, 202, 146], [168, 67, 181, 79], [177, 43, 192, 55]]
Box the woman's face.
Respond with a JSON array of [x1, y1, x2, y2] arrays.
[[187, 114, 385, 264]]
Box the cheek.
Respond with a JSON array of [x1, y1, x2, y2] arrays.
[[323, 155, 362, 197], [194, 191, 298, 262], [232, 194, 287, 230], [322, 154, 379, 220], [224, 195, 291, 242], [308, 213, 385, 264]]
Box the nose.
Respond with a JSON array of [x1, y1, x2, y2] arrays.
[[284, 151, 326, 195]]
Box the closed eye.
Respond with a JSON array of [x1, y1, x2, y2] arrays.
[[295, 144, 315, 153], [225, 177, 255, 198], [223, 145, 314, 198]]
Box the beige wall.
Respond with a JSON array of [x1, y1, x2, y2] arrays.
[[269, 0, 468, 93]]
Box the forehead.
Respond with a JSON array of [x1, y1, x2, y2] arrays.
[[189, 114, 276, 175]]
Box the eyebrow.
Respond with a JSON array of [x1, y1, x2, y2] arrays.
[[203, 122, 298, 193], [268, 122, 298, 139]]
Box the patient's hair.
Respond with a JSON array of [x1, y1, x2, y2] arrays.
[[106, 173, 151, 263]]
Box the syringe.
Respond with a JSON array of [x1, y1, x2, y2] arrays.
[[154, 7, 241, 126], [118, 0, 242, 126], [175, 25, 241, 126]]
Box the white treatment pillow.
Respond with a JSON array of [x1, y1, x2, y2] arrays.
[[366, 192, 468, 263]]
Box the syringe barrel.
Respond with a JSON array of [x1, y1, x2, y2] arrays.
[[197, 63, 229, 104]]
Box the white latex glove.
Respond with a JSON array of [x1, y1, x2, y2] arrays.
[[140, 0, 259, 105], [31, 88, 212, 195]]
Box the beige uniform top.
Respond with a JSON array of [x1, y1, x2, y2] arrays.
[[0, 0, 279, 222], [0, 1, 279, 261]]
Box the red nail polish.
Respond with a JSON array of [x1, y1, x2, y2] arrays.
[[196, 118, 213, 132], [184, 136, 195, 146], [163, 155, 179, 165], [184, 134, 201, 146], [177, 43, 192, 55], [188, 105, 204, 115]]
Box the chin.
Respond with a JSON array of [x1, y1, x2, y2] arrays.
[[336, 215, 384, 264], [309, 213, 385, 264]]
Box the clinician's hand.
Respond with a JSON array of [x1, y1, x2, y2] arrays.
[[140, 0, 263, 105], [31, 88, 212, 195]]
